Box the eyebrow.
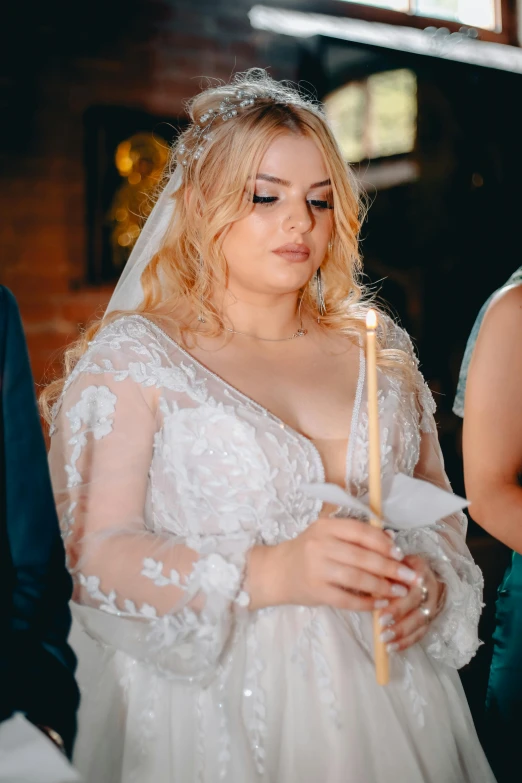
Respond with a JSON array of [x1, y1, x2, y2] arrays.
[[256, 174, 331, 189]]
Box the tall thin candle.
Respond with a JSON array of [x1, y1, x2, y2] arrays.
[[366, 309, 389, 686]]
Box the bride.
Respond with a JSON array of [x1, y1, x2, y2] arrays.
[[43, 70, 494, 782]]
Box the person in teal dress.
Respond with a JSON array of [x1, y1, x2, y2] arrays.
[[455, 265, 522, 783]]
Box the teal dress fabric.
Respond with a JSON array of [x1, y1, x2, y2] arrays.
[[454, 266, 522, 782], [483, 553, 522, 782]]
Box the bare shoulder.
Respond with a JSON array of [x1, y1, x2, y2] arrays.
[[470, 282, 522, 378], [482, 282, 522, 333]]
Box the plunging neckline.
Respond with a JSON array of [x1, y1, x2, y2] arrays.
[[132, 314, 366, 490]]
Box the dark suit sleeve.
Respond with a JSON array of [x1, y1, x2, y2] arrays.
[[0, 287, 79, 755]]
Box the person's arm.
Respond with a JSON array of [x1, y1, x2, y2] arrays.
[[463, 284, 522, 553], [379, 319, 483, 668], [48, 320, 255, 685], [404, 415, 484, 667], [0, 287, 79, 756]]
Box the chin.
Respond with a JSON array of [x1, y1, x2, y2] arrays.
[[267, 266, 314, 292]]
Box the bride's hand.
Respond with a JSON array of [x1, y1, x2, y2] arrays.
[[376, 554, 446, 652], [247, 517, 423, 611]]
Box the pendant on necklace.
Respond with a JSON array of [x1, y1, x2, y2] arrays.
[[294, 328, 308, 337]]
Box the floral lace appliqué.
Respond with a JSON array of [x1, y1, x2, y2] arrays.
[[65, 385, 116, 487]]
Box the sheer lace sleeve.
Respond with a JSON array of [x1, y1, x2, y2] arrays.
[[48, 319, 252, 684], [385, 321, 484, 669]]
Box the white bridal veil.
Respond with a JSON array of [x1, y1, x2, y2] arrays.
[[105, 166, 183, 315]]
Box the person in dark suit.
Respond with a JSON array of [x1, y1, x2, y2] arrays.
[[0, 285, 79, 757]]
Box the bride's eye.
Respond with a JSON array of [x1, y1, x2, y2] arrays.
[[253, 194, 278, 205], [308, 199, 334, 210]]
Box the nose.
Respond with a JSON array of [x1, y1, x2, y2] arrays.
[[283, 199, 313, 234]]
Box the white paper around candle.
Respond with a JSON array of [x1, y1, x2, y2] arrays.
[[0, 714, 81, 783], [301, 473, 469, 530]]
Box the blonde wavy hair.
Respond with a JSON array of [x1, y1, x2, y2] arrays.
[[41, 69, 415, 422]]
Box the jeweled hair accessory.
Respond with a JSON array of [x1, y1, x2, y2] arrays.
[[178, 89, 259, 166]]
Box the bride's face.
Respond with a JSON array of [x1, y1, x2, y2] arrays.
[[222, 133, 333, 298]]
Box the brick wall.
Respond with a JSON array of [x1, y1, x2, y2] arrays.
[[0, 0, 297, 386]]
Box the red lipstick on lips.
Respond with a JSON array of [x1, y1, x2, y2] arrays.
[[272, 243, 311, 262]]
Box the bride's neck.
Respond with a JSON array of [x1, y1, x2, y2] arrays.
[[153, 289, 302, 342], [219, 290, 301, 341]]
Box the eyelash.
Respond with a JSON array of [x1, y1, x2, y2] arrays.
[[252, 195, 333, 211]]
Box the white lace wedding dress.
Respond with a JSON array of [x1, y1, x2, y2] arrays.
[[48, 314, 495, 783]]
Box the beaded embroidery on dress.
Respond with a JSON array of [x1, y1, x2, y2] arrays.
[[49, 314, 494, 783]]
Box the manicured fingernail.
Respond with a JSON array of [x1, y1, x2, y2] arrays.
[[397, 566, 417, 583], [384, 529, 397, 540], [379, 613, 395, 628], [374, 599, 389, 609], [386, 642, 400, 653], [390, 546, 404, 561], [380, 629, 396, 643], [391, 584, 408, 598], [415, 575, 425, 588]]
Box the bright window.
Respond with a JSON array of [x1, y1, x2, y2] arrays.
[[339, 0, 498, 30], [339, 0, 409, 9], [325, 69, 417, 162]]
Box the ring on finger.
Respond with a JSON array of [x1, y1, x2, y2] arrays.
[[420, 583, 429, 605], [419, 605, 431, 625]]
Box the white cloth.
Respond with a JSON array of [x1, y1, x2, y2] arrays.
[[0, 715, 80, 783], [302, 472, 469, 530], [49, 314, 494, 782]]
